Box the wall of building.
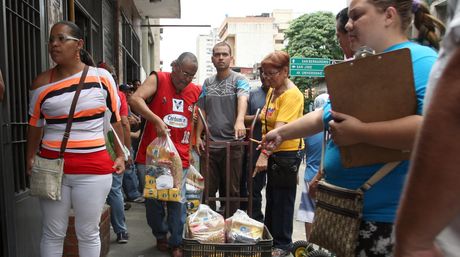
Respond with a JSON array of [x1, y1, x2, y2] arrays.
[[272, 9, 294, 50], [222, 19, 275, 68], [196, 29, 218, 85]]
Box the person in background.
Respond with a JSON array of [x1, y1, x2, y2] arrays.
[[132, 79, 141, 92], [261, 0, 444, 255], [241, 67, 269, 222], [118, 83, 144, 203], [195, 41, 250, 216], [27, 21, 124, 257], [252, 51, 305, 257], [130, 52, 201, 257], [97, 62, 131, 244], [336, 7, 354, 60], [296, 93, 328, 241], [395, 1, 460, 256]]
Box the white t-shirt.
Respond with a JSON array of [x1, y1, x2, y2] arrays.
[[428, 1, 460, 256], [424, 0, 460, 108]]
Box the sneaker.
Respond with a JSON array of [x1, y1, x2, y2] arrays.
[[156, 238, 169, 252], [132, 196, 145, 203], [272, 248, 289, 257], [116, 231, 129, 244], [124, 202, 131, 211]]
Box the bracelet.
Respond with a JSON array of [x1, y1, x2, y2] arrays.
[[261, 149, 271, 157]]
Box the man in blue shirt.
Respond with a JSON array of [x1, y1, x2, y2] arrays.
[[241, 68, 269, 222]]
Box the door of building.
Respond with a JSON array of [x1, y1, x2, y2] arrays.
[[0, 1, 47, 256]]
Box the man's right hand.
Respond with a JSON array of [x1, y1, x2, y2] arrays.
[[154, 121, 168, 137], [194, 137, 205, 156]]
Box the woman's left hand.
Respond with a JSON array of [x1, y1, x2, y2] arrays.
[[113, 156, 126, 174], [329, 110, 365, 146], [253, 154, 268, 177]]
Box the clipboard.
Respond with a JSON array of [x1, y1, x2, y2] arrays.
[[325, 48, 416, 168]]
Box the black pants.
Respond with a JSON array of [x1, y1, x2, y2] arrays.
[[264, 150, 299, 251], [207, 145, 244, 217]]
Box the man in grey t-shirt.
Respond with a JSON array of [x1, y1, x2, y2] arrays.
[[195, 41, 249, 216]]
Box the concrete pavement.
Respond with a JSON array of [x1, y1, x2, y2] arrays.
[[107, 163, 308, 257]]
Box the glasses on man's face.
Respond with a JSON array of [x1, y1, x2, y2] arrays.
[[48, 34, 80, 44], [262, 70, 280, 78], [178, 65, 196, 80]]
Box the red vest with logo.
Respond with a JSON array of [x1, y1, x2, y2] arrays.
[[135, 72, 201, 168]]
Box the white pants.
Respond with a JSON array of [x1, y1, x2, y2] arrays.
[[40, 174, 112, 257]]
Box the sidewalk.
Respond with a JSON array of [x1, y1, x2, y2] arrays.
[[107, 202, 169, 257], [107, 163, 307, 257]]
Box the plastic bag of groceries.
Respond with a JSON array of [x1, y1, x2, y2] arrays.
[[185, 165, 204, 215], [225, 209, 264, 244], [143, 133, 183, 202], [187, 204, 225, 243]]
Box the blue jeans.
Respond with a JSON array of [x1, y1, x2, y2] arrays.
[[138, 164, 188, 247], [122, 164, 141, 200], [106, 173, 127, 234]]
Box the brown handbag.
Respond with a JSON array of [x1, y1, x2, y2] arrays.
[[309, 130, 400, 257], [30, 66, 89, 200]]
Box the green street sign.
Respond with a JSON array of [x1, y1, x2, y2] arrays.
[[289, 57, 331, 77]]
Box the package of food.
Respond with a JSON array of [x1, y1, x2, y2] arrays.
[[225, 210, 264, 244], [186, 165, 204, 190], [187, 204, 225, 243], [185, 165, 204, 215], [144, 133, 183, 202], [185, 183, 202, 215]]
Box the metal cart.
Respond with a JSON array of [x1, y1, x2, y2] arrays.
[[197, 108, 261, 218]]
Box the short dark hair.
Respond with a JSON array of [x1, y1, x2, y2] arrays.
[[336, 8, 349, 34], [212, 41, 232, 56]]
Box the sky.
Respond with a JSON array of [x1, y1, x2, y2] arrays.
[[159, 0, 348, 72]]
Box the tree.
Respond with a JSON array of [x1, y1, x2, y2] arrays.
[[284, 11, 342, 113]]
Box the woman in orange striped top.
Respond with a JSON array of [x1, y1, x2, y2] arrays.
[[26, 21, 125, 257]]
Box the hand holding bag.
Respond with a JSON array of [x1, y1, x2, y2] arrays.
[[309, 130, 400, 257], [30, 65, 89, 201]]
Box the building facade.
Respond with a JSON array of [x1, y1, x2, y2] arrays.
[[196, 9, 295, 82], [0, 1, 179, 256], [195, 28, 218, 85], [218, 15, 276, 68]]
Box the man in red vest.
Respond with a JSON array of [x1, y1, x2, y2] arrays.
[[129, 52, 201, 257]]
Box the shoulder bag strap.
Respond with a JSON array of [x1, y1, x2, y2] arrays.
[[359, 161, 401, 191], [59, 65, 89, 158]]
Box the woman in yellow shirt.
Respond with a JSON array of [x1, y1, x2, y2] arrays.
[[253, 51, 304, 257]]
